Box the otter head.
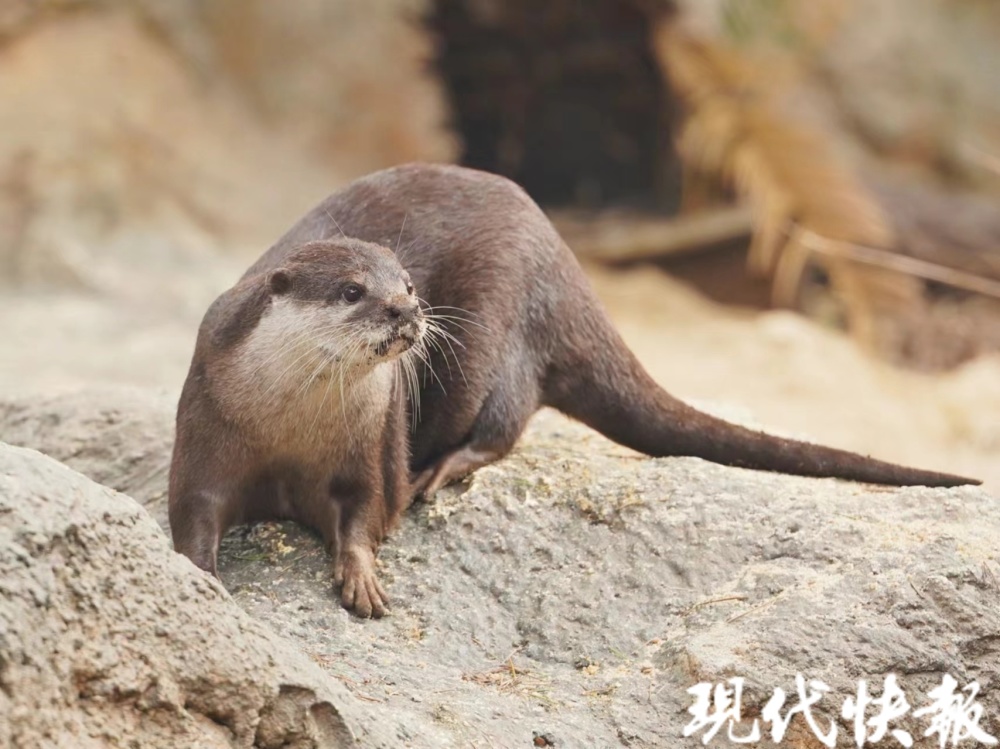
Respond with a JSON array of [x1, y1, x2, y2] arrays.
[[261, 239, 425, 370]]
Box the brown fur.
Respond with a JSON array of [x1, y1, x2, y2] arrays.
[[169, 239, 420, 617], [171, 164, 980, 618]]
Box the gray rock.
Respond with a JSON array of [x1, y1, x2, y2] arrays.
[[0, 440, 402, 748], [0, 388, 175, 524], [3, 389, 999, 747]]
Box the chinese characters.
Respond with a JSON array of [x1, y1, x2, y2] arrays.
[[684, 674, 997, 748]]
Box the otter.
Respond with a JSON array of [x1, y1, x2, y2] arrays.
[[169, 163, 979, 618], [170, 240, 424, 617]]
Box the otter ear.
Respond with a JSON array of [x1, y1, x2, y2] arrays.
[[268, 269, 292, 295]]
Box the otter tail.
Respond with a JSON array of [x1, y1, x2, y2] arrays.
[[542, 281, 979, 489]]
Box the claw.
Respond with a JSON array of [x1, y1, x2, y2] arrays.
[[336, 546, 389, 618]]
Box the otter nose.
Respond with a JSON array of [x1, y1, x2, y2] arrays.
[[386, 298, 419, 323]]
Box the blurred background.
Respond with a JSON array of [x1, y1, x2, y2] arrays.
[[0, 0, 997, 490]]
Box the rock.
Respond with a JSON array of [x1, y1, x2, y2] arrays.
[[0, 440, 405, 748], [0, 388, 176, 526], [3, 388, 999, 746]]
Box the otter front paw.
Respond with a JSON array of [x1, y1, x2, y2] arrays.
[[334, 546, 389, 618]]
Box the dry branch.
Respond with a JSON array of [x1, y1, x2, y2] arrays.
[[552, 205, 753, 262], [800, 230, 1000, 301]]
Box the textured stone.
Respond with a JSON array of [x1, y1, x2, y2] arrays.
[[0, 441, 400, 748], [3, 389, 998, 746]]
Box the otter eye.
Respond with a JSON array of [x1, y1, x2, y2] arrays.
[[342, 284, 364, 303], [406, 281, 414, 295]]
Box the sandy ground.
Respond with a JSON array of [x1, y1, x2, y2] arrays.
[[2, 255, 996, 497]]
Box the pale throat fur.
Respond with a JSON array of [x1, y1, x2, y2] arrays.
[[211, 294, 407, 464]]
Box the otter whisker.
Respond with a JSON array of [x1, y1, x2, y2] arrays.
[[420, 312, 487, 341], [424, 319, 469, 355], [417, 302, 491, 331], [416, 299, 485, 318], [397, 346, 419, 426], [245, 328, 315, 382], [259, 323, 354, 393], [423, 318, 468, 348], [307, 349, 339, 442], [277, 327, 364, 402], [336, 348, 352, 443], [412, 343, 446, 395], [262, 342, 323, 398], [270, 325, 360, 396], [421, 317, 471, 382], [323, 206, 346, 239], [392, 354, 404, 416], [422, 323, 468, 387], [399, 358, 411, 426], [294, 345, 336, 399], [334, 336, 368, 443], [396, 212, 408, 251], [401, 351, 422, 429], [420, 326, 454, 381], [425, 337, 454, 381], [422, 313, 484, 335]]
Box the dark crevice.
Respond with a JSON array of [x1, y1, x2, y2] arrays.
[[428, 0, 681, 212]]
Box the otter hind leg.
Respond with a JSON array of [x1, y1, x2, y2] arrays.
[[412, 445, 506, 498], [413, 363, 540, 499]]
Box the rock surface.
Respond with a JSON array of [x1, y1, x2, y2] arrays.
[[3, 389, 998, 747], [0, 440, 402, 748], [0, 388, 176, 525]]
